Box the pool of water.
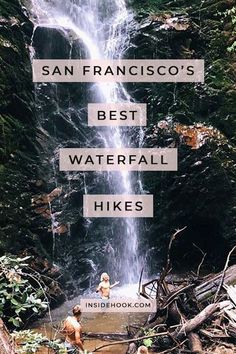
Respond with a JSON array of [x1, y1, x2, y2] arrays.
[[32, 284, 153, 353], [34, 312, 149, 353]]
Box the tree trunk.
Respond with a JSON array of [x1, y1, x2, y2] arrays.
[[194, 265, 236, 302], [174, 301, 230, 340], [0, 319, 15, 354]]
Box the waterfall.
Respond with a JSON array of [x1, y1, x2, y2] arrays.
[[30, 0, 144, 284]]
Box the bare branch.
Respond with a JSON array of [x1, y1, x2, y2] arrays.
[[214, 245, 236, 302]]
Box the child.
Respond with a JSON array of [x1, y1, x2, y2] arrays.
[[96, 272, 119, 299], [137, 346, 149, 354]]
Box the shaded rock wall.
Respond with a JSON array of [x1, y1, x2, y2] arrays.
[[0, 0, 37, 253], [0, 0, 235, 290], [129, 0, 236, 270], [0, 0, 65, 304]]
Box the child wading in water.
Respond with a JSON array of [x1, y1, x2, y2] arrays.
[[96, 272, 119, 299]]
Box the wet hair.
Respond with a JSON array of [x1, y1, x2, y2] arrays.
[[100, 272, 109, 281], [137, 346, 148, 354], [72, 305, 81, 316]]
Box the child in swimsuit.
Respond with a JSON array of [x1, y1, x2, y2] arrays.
[[96, 272, 119, 299]]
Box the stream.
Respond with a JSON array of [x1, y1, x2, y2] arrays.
[[32, 284, 154, 353], [34, 313, 147, 354]]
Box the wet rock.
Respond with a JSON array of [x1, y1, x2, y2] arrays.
[[34, 206, 51, 219], [144, 120, 236, 269], [131, 0, 236, 269], [32, 187, 63, 206], [150, 13, 191, 31], [50, 224, 68, 235], [0, 1, 70, 304], [1, 0, 235, 296], [42, 111, 80, 139], [21, 21, 34, 38], [0, 0, 39, 255], [33, 25, 71, 59]]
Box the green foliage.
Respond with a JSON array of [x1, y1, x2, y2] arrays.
[[227, 41, 236, 53], [224, 6, 236, 53], [12, 330, 67, 354], [225, 6, 236, 23], [131, 0, 164, 13], [0, 114, 26, 161], [131, 0, 196, 13], [143, 337, 153, 347], [0, 0, 22, 18], [0, 255, 48, 328], [142, 328, 156, 348]]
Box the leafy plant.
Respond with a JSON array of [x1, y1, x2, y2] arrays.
[[142, 328, 156, 348], [143, 337, 153, 347], [0, 255, 48, 328], [131, 0, 164, 13], [222, 6, 236, 53], [13, 330, 93, 354], [12, 330, 67, 354]]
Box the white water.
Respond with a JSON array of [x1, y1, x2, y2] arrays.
[[30, 0, 144, 284]]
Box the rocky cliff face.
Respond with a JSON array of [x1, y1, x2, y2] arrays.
[[0, 0, 65, 304], [0, 0, 36, 253], [129, 0, 236, 270], [0, 0, 235, 290]]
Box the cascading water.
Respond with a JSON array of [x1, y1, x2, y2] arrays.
[[30, 0, 145, 285]]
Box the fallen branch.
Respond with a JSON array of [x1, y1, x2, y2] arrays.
[[193, 243, 207, 277], [84, 332, 128, 340], [160, 226, 187, 283], [175, 301, 231, 340], [161, 284, 194, 310], [200, 328, 230, 339], [93, 331, 169, 352], [194, 265, 236, 302], [126, 315, 166, 354], [156, 339, 188, 354], [188, 332, 202, 352], [214, 246, 236, 302], [138, 268, 144, 296]]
